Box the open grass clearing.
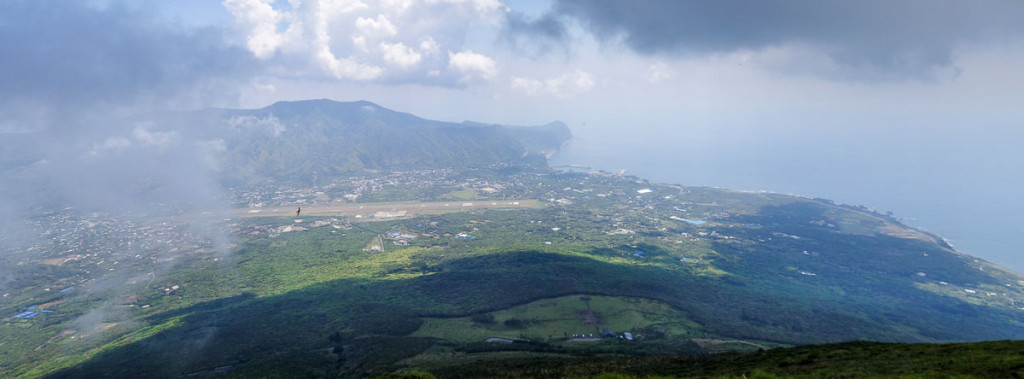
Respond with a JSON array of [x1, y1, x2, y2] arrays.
[[411, 294, 707, 344]]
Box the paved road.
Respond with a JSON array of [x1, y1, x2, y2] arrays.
[[235, 199, 542, 218]]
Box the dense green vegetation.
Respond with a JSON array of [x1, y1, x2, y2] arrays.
[[0, 168, 1018, 377], [5, 163, 1024, 377], [403, 340, 1024, 378], [412, 295, 708, 344], [153, 99, 572, 185], [6, 100, 1024, 378]]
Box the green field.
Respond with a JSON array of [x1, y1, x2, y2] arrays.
[[6, 169, 1024, 378], [402, 340, 1024, 378], [412, 295, 708, 343]]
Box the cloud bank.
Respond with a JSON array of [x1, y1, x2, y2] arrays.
[[0, 1, 247, 292], [224, 0, 506, 84], [513, 0, 1024, 80], [0, 1, 258, 132]]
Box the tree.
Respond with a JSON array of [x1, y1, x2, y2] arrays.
[[471, 313, 495, 325]]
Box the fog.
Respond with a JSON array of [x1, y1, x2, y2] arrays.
[[0, 1, 253, 337], [2, 0, 1024, 359]]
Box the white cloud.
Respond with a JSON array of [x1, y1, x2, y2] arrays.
[[319, 0, 369, 15], [448, 50, 497, 81], [573, 70, 595, 89], [312, 1, 383, 80], [252, 80, 276, 92], [227, 115, 287, 137], [194, 139, 228, 172], [316, 50, 384, 80], [355, 14, 398, 37], [132, 123, 178, 148], [382, 0, 416, 12], [223, 0, 509, 85], [223, 0, 291, 59], [419, 37, 440, 56], [428, 0, 508, 22], [380, 41, 422, 68], [196, 139, 228, 153], [352, 35, 368, 51], [103, 137, 133, 150], [647, 62, 675, 83], [511, 70, 595, 97], [88, 136, 132, 156]]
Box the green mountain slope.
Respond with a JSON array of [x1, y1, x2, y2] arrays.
[[4, 103, 1024, 378], [156, 99, 571, 184], [15, 169, 1024, 378], [414, 340, 1024, 378]]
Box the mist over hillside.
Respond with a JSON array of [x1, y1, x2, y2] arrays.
[[4, 1, 1024, 376], [0, 100, 571, 188], [0, 99, 570, 306], [3, 99, 1024, 377]]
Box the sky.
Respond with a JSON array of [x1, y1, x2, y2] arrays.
[[2, 0, 1024, 270]]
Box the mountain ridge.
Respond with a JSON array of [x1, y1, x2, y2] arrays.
[[178, 99, 573, 184], [0, 99, 573, 186]]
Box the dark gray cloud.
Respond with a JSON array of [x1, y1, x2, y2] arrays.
[[0, 0, 254, 225], [0, 0, 258, 131], [502, 11, 571, 57], [0, 1, 251, 288], [531, 0, 1024, 78]]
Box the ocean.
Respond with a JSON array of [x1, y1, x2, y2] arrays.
[[550, 131, 1024, 274]]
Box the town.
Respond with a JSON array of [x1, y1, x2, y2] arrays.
[[6, 166, 1022, 323], [5, 166, 1024, 376]]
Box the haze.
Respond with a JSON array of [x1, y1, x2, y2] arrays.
[[2, 0, 1024, 278]]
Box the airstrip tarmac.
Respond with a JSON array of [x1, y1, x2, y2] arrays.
[[234, 199, 543, 219]]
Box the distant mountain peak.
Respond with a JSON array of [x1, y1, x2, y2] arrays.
[[269, 98, 379, 107], [265, 99, 385, 113], [156, 99, 573, 185]]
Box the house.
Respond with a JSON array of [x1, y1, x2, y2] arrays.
[[484, 337, 514, 343]]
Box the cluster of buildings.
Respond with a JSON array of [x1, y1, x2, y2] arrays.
[[229, 168, 525, 213], [11, 305, 55, 320], [13, 210, 217, 273], [0, 209, 227, 320], [569, 330, 636, 341], [232, 169, 470, 208], [238, 217, 349, 238], [385, 230, 418, 246]]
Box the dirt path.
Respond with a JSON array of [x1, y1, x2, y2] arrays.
[[691, 338, 768, 350]]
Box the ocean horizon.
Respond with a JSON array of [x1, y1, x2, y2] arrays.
[[551, 133, 1024, 274]]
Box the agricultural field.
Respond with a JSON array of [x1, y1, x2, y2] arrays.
[[4, 169, 1024, 377], [411, 295, 709, 343]]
